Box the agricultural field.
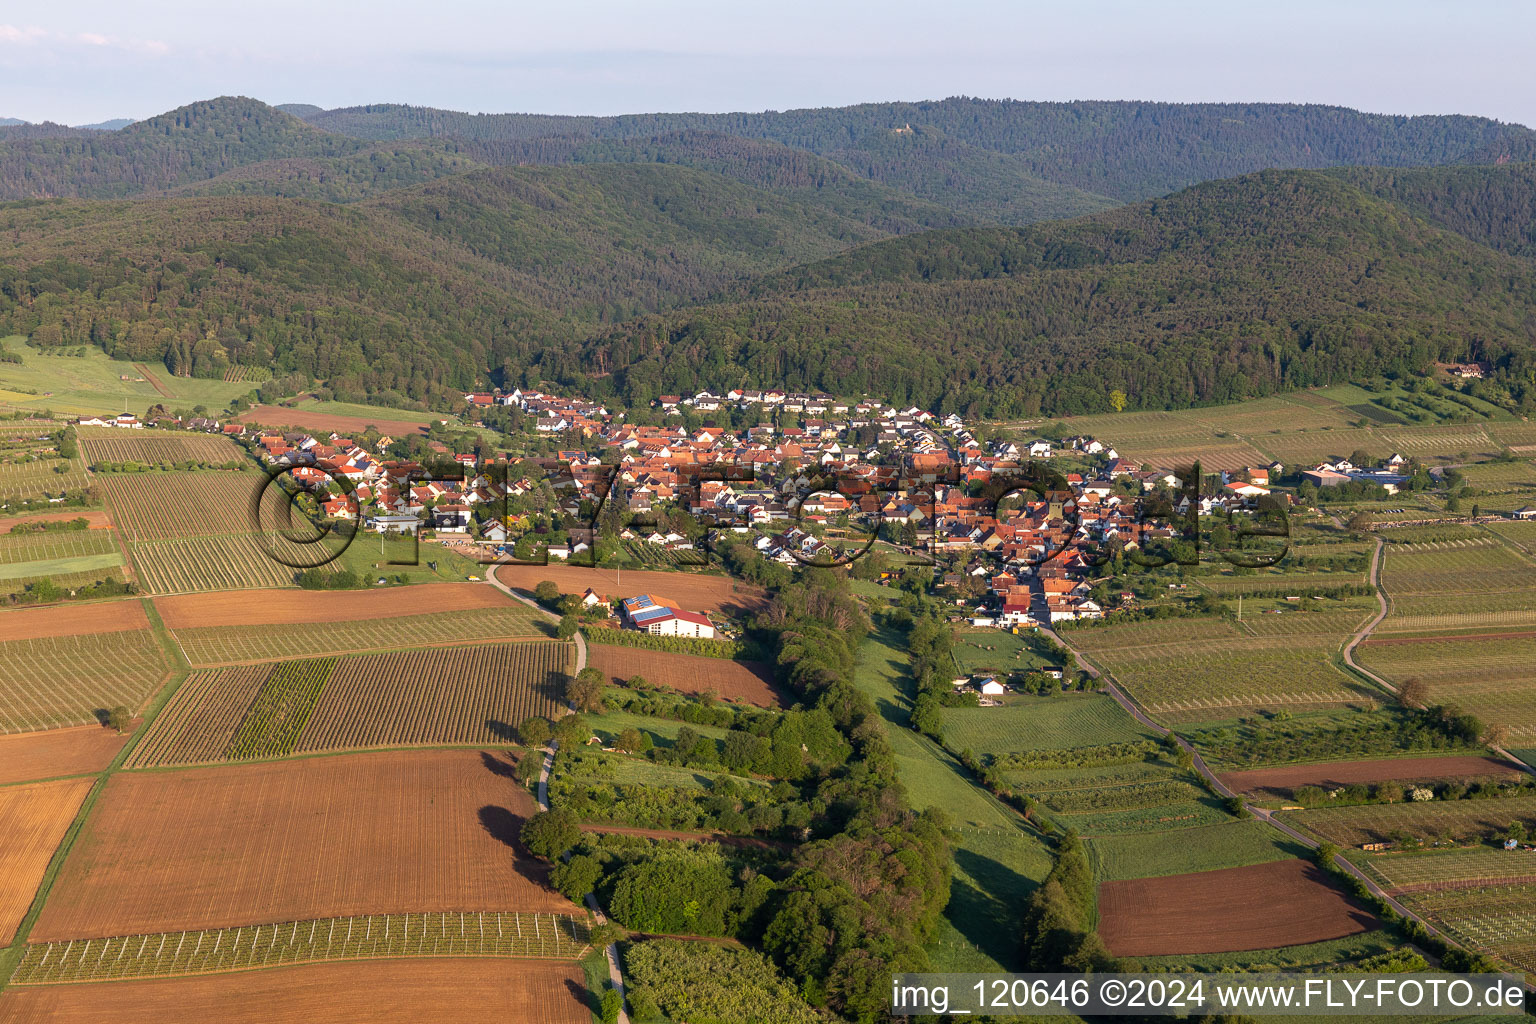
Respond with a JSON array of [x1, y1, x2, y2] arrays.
[[1091, 820, 1301, 881], [1361, 849, 1536, 892], [127, 533, 338, 595], [0, 725, 126, 784], [1282, 796, 1536, 848], [585, 644, 783, 707], [236, 401, 440, 438], [155, 585, 545, 664], [129, 643, 571, 767], [0, 958, 591, 1024], [1096, 859, 1376, 956], [0, 336, 250, 417], [950, 628, 1059, 677], [0, 423, 88, 500], [1357, 634, 1536, 741], [1070, 616, 1374, 722], [11, 910, 590, 984], [99, 469, 275, 541], [0, 777, 95, 943], [943, 693, 1156, 753], [32, 749, 571, 941], [1373, 534, 1536, 634], [492, 562, 769, 616], [1219, 754, 1524, 798], [0, 600, 171, 733], [1397, 883, 1536, 974], [78, 428, 244, 466]]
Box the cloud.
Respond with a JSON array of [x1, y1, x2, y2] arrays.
[[0, 24, 48, 45], [0, 24, 166, 56]]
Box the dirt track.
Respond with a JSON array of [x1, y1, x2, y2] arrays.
[[32, 749, 568, 940], [0, 958, 589, 1023], [1098, 859, 1376, 956], [153, 583, 516, 629], [0, 599, 148, 642], [1220, 755, 1523, 797], [0, 726, 124, 784]]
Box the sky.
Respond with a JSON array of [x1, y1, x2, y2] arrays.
[[3, 0, 1533, 126]]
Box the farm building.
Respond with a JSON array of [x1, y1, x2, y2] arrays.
[[621, 594, 715, 638]]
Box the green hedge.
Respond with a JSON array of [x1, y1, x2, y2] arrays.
[[581, 627, 754, 660]]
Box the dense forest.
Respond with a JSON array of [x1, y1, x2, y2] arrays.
[[294, 96, 1536, 202], [3, 97, 1536, 416]]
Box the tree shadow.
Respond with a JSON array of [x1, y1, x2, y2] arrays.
[[564, 977, 599, 1015], [532, 618, 557, 638], [949, 846, 1037, 970], [484, 720, 518, 744], [480, 749, 519, 778], [478, 804, 551, 887]]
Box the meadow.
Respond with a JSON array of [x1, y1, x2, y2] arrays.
[[0, 335, 250, 417]]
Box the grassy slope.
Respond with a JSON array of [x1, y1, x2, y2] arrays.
[[851, 627, 1050, 971]]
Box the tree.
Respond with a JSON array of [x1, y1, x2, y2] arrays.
[[1108, 388, 1127, 413], [106, 706, 132, 733], [553, 714, 591, 747], [519, 716, 552, 746], [557, 614, 578, 639], [1486, 723, 1511, 748], [534, 580, 560, 604], [566, 667, 606, 713], [1347, 510, 1374, 532], [551, 853, 603, 902], [1396, 677, 1429, 709], [617, 727, 644, 753], [520, 808, 581, 860], [599, 988, 623, 1024]]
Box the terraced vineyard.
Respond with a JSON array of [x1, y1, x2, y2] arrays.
[[10, 911, 591, 984], [170, 606, 545, 665], [0, 630, 171, 733], [79, 429, 244, 465], [126, 642, 572, 766]]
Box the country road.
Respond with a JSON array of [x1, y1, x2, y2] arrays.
[[485, 562, 588, 676]]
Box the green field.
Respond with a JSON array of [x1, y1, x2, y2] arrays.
[[851, 627, 1051, 972], [943, 693, 1156, 753], [0, 335, 251, 416], [585, 708, 732, 750], [950, 628, 1057, 677], [1091, 820, 1303, 880], [1130, 930, 1400, 973]]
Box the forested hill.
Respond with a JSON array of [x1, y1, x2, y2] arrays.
[[296, 97, 1536, 202], [1324, 163, 1536, 259], [552, 170, 1536, 417]]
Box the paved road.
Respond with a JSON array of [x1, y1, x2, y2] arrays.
[[486, 562, 587, 675]]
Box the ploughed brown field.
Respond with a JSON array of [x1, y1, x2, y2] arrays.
[[1097, 859, 1376, 956], [493, 563, 769, 616], [235, 405, 433, 438], [0, 726, 124, 784], [31, 749, 568, 941], [0, 958, 589, 1024], [1219, 756, 1524, 798], [153, 583, 515, 629], [0, 599, 148, 642], [0, 509, 111, 533], [0, 777, 95, 944], [585, 644, 785, 708]]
